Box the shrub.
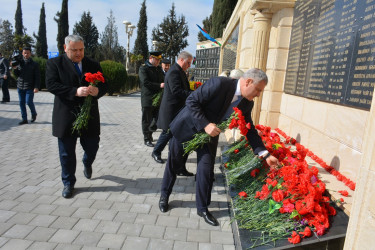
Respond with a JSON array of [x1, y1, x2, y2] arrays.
[[100, 60, 127, 95], [125, 74, 140, 92], [33, 57, 47, 90]]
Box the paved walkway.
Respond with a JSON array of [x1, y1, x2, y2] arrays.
[[0, 89, 235, 250]]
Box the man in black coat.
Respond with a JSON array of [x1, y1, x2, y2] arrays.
[[46, 35, 108, 198], [139, 51, 165, 147], [12, 47, 41, 125], [0, 52, 10, 103], [159, 68, 279, 226], [151, 51, 193, 175]]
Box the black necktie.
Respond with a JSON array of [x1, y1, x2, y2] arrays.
[[73, 62, 81, 76], [222, 95, 242, 121]]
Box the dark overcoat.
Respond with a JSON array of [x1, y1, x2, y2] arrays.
[[138, 60, 164, 107], [157, 63, 191, 130], [46, 54, 108, 138]]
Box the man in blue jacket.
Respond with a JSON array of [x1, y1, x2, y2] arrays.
[[159, 68, 279, 226]]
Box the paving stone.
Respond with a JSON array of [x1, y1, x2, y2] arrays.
[[122, 236, 149, 250], [3, 224, 35, 238], [0, 239, 33, 250], [48, 229, 80, 244], [164, 227, 188, 241], [71, 207, 98, 219], [198, 243, 224, 250], [140, 225, 165, 239], [50, 205, 78, 217], [156, 215, 179, 227], [147, 238, 174, 250], [187, 229, 210, 243], [94, 220, 121, 234], [174, 240, 199, 250], [96, 233, 125, 248], [28, 241, 58, 250], [0, 210, 17, 223], [50, 216, 79, 230], [28, 214, 58, 227], [92, 209, 118, 221], [117, 222, 143, 236], [134, 214, 157, 225], [73, 231, 103, 246], [25, 226, 57, 241]]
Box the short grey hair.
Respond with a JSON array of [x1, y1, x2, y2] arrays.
[[229, 69, 244, 79], [65, 35, 84, 46], [242, 68, 268, 84], [219, 70, 230, 77], [178, 51, 193, 61]]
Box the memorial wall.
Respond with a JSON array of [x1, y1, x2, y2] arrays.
[[284, 0, 375, 110]]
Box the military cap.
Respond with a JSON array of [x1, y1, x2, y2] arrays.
[[161, 58, 171, 64], [149, 51, 162, 59]]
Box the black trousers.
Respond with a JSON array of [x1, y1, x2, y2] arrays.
[[0, 78, 10, 101], [142, 106, 154, 140], [58, 136, 100, 187], [153, 129, 173, 156], [161, 135, 218, 212]]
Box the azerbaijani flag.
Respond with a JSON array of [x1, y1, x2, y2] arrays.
[[197, 24, 222, 46]]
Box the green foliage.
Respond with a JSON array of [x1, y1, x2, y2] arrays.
[[151, 3, 188, 64], [34, 3, 48, 59], [14, 34, 34, 50], [0, 19, 15, 57], [198, 15, 212, 42], [33, 56, 47, 90], [15, 0, 23, 36], [126, 74, 140, 92], [73, 11, 99, 60], [100, 60, 127, 95], [211, 0, 238, 38], [99, 10, 125, 63], [133, 0, 149, 64], [54, 0, 69, 55]]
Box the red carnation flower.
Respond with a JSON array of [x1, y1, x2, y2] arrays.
[[288, 231, 301, 244], [299, 227, 312, 238], [338, 190, 348, 197], [234, 149, 240, 154], [238, 191, 248, 198], [250, 168, 260, 177]]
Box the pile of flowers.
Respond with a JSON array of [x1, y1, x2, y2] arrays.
[[189, 80, 203, 90], [223, 125, 349, 247], [72, 71, 105, 134]]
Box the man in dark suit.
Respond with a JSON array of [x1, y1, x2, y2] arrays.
[[159, 68, 279, 226], [139, 51, 165, 147], [151, 51, 193, 175], [0, 52, 10, 103], [46, 35, 108, 198]]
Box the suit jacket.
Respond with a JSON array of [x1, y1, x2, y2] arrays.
[[46, 54, 108, 138], [169, 76, 266, 155], [138, 60, 164, 107], [157, 63, 191, 130]]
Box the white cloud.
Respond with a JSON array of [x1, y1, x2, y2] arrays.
[[0, 0, 214, 56]]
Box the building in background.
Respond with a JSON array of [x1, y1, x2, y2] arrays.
[[194, 39, 222, 83]]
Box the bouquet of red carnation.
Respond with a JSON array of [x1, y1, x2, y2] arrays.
[[183, 107, 251, 155], [194, 81, 202, 90], [72, 71, 105, 134]]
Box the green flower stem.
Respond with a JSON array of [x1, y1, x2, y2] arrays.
[[72, 95, 92, 135]]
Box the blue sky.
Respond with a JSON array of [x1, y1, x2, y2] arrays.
[[0, 0, 214, 57]]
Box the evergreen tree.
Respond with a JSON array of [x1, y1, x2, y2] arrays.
[[14, 34, 34, 50], [99, 10, 126, 63], [198, 15, 212, 42], [211, 0, 238, 38], [133, 0, 148, 63], [73, 11, 99, 59], [0, 19, 15, 57], [54, 0, 69, 55], [14, 0, 23, 36], [34, 3, 48, 59], [151, 3, 189, 63]]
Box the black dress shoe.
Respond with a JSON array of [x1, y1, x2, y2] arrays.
[[176, 169, 194, 176], [31, 115, 37, 122], [144, 140, 154, 147], [18, 120, 28, 125], [159, 196, 169, 213], [62, 185, 74, 198], [151, 152, 164, 164], [83, 166, 92, 179], [197, 210, 219, 226]]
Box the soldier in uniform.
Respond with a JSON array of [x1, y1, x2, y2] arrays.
[[138, 51, 165, 147]]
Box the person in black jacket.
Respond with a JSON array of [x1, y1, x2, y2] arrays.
[[11, 47, 41, 125], [0, 52, 10, 103], [138, 51, 165, 147], [158, 68, 279, 226], [151, 51, 193, 172], [46, 35, 107, 198]]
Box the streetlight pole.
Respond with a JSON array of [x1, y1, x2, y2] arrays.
[[123, 20, 136, 72]]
